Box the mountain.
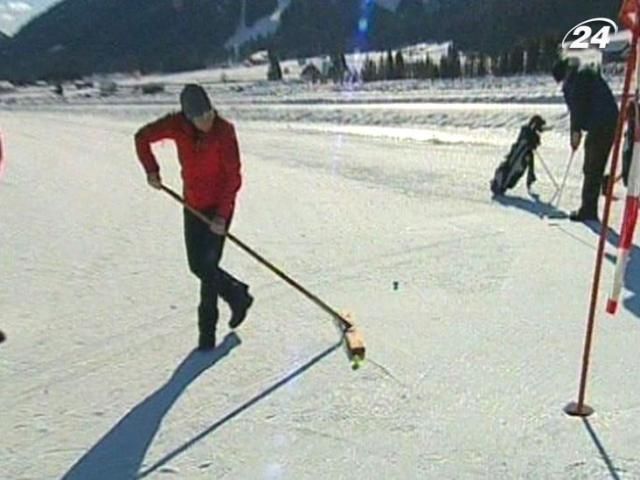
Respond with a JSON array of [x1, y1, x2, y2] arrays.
[[1, 0, 243, 79], [0, 31, 9, 60], [424, 0, 618, 53], [273, 0, 618, 56], [225, 0, 290, 51], [0, 31, 9, 48], [0, 0, 619, 81]]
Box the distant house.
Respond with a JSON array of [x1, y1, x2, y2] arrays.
[[245, 50, 270, 66], [603, 29, 631, 63], [74, 80, 93, 89], [0, 81, 15, 93], [99, 80, 117, 96], [301, 63, 322, 83], [562, 48, 603, 71], [140, 83, 165, 95]]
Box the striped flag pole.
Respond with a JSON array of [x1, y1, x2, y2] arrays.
[[607, 103, 640, 314], [564, 0, 640, 417]]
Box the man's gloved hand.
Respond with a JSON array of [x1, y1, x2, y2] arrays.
[[209, 215, 227, 236]]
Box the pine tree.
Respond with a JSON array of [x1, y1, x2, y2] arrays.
[[509, 45, 524, 75], [540, 35, 561, 72], [361, 57, 377, 82], [497, 51, 510, 76], [477, 53, 487, 77], [329, 51, 348, 83], [386, 50, 395, 80], [446, 44, 462, 78], [525, 39, 540, 74], [464, 53, 475, 77], [377, 54, 387, 81], [432, 63, 440, 79], [439, 45, 460, 79], [267, 49, 283, 81], [439, 55, 448, 79], [395, 50, 406, 79], [426, 55, 437, 79]]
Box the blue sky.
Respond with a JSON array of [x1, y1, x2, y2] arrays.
[[0, 0, 59, 35]]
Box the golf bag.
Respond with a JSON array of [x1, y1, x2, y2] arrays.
[[490, 115, 548, 196]]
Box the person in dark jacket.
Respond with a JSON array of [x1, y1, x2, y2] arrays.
[[552, 59, 619, 222], [134, 84, 253, 350]]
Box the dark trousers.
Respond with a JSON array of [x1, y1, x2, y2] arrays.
[[183, 209, 247, 335], [582, 126, 616, 215]]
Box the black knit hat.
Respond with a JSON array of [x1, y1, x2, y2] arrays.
[[180, 84, 212, 120]]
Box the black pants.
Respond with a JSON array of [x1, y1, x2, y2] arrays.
[[183, 209, 247, 335], [582, 126, 616, 215]]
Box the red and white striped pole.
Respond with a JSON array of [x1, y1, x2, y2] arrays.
[[607, 103, 640, 315], [564, 0, 640, 417]]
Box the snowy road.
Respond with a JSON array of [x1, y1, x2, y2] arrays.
[[1, 107, 640, 479]]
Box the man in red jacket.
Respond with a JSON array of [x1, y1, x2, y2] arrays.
[[135, 84, 253, 350]]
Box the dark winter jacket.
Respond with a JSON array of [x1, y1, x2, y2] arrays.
[[135, 113, 242, 221], [562, 68, 618, 133]]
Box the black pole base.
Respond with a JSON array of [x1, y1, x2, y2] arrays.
[[564, 401, 594, 417]]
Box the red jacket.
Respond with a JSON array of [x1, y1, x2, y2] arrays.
[[135, 113, 242, 221]]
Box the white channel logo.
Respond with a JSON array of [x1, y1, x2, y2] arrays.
[[562, 18, 618, 50]]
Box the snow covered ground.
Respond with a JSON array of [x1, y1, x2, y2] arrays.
[[2, 74, 640, 479]]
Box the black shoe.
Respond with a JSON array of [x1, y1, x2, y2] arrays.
[[228, 288, 253, 329], [490, 180, 504, 196], [198, 331, 216, 351], [526, 172, 536, 190], [569, 208, 598, 222]]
